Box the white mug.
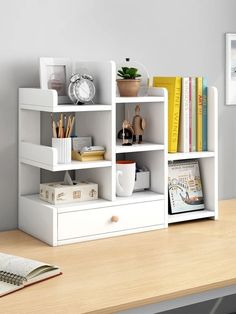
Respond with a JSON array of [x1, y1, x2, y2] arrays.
[[116, 160, 136, 197], [52, 138, 71, 164]]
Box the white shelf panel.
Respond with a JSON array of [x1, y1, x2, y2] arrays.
[[19, 88, 111, 112], [21, 158, 112, 171], [114, 191, 164, 205], [20, 142, 112, 171], [21, 194, 111, 213], [116, 141, 165, 154], [22, 191, 164, 213], [168, 210, 215, 224], [168, 151, 215, 161], [116, 96, 165, 103], [20, 104, 112, 113]]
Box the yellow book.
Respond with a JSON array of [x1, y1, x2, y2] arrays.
[[196, 77, 203, 152], [72, 150, 104, 162], [152, 77, 181, 153]]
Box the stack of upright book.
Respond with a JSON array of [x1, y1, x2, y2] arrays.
[[152, 77, 208, 153]]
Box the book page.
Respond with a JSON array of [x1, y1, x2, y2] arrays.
[[0, 253, 51, 278], [0, 281, 21, 296]]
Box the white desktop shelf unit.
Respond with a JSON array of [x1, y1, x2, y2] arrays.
[[18, 61, 167, 246], [18, 61, 218, 246], [168, 86, 218, 224]]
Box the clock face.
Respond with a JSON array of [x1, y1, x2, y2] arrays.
[[74, 79, 95, 102]]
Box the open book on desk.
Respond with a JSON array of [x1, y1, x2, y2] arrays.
[[0, 252, 61, 297]]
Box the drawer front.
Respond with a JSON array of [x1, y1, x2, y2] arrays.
[[58, 200, 164, 240]]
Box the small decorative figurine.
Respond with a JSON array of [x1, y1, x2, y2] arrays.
[[132, 105, 146, 144], [117, 119, 134, 146]]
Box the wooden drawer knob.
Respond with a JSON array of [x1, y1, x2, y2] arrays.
[[111, 216, 119, 223]]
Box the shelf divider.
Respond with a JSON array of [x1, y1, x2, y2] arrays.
[[116, 141, 164, 154], [116, 96, 165, 103], [21, 141, 112, 171], [168, 210, 215, 224], [168, 151, 215, 161], [19, 88, 112, 112]]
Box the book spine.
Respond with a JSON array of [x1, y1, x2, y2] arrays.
[[152, 77, 181, 153], [189, 77, 192, 152], [169, 78, 181, 153], [202, 77, 208, 151], [191, 77, 196, 152], [178, 77, 189, 152], [196, 77, 203, 152]]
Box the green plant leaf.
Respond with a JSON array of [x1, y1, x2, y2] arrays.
[[118, 70, 124, 75], [130, 67, 138, 72], [123, 74, 131, 79], [122, 67, 129, 74], [127, 68, 138, 79], [128, 68, 137, 75], [118, 67, 141, 79]]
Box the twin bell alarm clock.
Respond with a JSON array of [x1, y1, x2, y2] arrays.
[[68, 74, 96, 105]]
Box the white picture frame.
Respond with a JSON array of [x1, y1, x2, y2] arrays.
[[39, 57, 72, 104], [226, 33, 236, 105]]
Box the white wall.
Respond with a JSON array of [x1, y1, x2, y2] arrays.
[[0, 0, 235, 230]]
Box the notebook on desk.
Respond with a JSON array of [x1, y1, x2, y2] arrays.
[[0, 252, 61, 297]]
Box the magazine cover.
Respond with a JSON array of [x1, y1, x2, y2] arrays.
[[168, 160, 204, 214]]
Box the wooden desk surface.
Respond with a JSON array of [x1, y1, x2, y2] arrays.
[[1, 200, 236, 314]]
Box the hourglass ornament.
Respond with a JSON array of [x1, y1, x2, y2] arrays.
[[117, 120, 134, 146], [117, 107, 134, 146]]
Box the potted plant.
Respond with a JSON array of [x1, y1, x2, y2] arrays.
[[117, 67, 142, 97]]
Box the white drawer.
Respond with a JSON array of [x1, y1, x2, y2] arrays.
[[58, 200, 164, 240]]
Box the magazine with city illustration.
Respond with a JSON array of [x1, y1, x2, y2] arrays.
[[168, 160, 204, 214]]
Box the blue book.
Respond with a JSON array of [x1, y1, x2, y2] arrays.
[[202, 77, 208, 151], [191, 78, 196, 152]]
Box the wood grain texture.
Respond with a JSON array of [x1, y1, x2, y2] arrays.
[[0, 200, 235, 314]]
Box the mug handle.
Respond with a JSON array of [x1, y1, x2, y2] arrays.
[[116, 170, 124, 194]]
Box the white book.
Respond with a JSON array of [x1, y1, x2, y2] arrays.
[[0, 252, 61, 297], [178, 77, 189, 152]]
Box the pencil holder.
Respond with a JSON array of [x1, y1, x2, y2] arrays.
[[52, 138, 72, 164]]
